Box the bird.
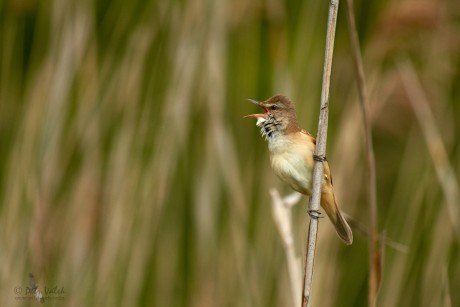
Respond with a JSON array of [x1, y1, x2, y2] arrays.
[[244, 94, 353, 245]]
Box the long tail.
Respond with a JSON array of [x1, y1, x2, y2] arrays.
[[320, 160, 353, 245], [331, 207, 353, 245], [321, 191, 353, 245], [321, 192, 353, 245]]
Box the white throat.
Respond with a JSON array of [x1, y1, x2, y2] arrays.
[[255, 116, 287, 152], [256, 116, 280, 139]]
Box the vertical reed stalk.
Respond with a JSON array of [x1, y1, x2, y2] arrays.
[[345, 0, 381, 306], [302, 1, 340, 306]]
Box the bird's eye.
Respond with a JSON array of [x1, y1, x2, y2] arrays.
[[270, 105, 278, 110]]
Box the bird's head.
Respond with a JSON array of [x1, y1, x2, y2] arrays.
[[244, 95, 299, 133]]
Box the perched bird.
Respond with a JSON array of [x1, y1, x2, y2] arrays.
[[245, 95, 353, 245]]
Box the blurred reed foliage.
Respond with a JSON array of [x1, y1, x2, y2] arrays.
[[1, 0, 460, 306]]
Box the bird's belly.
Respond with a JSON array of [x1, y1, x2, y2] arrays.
[[270, 152, 312, 195]]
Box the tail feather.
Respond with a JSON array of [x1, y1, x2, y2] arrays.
[[321, 192, 353, 245], [320, 160, 353, 245], [332, 210, 353, 245]]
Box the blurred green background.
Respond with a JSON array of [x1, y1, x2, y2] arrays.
[[1, 0, 460, 306]]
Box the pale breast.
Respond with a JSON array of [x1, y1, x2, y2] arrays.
[[268, 132, 315, 195]]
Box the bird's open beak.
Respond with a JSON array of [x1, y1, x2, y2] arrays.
[[243, 99, 269, 118]]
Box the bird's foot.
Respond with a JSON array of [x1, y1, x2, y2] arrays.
[[308, 209, 322, 219], [313, 154, 325, 162]]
